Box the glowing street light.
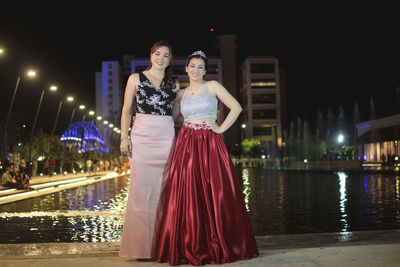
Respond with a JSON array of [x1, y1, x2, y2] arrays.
[[0, 47, 4, 55], [29, 85, 60, 169], [3, 69, 37, 159], [27, 70, 37, 77], [337, 134, 344, 143], [51, 93, 74, 136]]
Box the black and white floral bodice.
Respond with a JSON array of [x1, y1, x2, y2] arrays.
[[135, 72, 177, 116]]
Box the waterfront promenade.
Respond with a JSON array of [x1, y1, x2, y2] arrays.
[[0, 229, 399, 266], [1, 170, 399, 266], [0, 170, 123, 205]]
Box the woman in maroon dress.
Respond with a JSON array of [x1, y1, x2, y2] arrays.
[[157, 51, 259, 266]]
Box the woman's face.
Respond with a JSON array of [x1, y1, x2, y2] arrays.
[[151, 46, 171, 70], [186, 57, 206, 81]]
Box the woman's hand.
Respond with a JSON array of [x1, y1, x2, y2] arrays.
[[204, 121, 223, 134], [120, 138, 132, 158]]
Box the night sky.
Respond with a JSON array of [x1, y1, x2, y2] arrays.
[[1, 4, 399, 135]]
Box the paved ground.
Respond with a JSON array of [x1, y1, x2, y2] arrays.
[[0, 229, 399, 266]]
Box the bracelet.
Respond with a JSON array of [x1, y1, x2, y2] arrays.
[[120, 136, 130, 140]]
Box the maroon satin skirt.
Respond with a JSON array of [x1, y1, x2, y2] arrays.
[[156, 122, 259, 266]]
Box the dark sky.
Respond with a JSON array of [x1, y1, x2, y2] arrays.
[[1, 4, 399, 135]]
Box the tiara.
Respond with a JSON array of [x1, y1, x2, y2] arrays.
[[191, 50, 207, 59]]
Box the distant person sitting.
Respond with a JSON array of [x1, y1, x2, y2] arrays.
[[14, 170, 31, 189], [2, 167, 18, 188]]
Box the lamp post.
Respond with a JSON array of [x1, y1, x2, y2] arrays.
[[241, 123, 247, 140], [28, 85, 56, 177], [337, 133, 345, 160], [3, 70, 36, 160], [51, 95, 73, 137], [78, 105, 86, 152]]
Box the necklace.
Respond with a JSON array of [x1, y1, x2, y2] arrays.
[[187, 83, 204, 96]]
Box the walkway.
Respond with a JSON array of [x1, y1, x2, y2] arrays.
[[0, 170, 126, 205], [0, 229, 399, 266]]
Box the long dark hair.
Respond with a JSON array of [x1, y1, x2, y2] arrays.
[[145, 40, 174, 89]]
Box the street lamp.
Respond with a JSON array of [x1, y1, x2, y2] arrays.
[[337, 134, 344, 144], [78, 105, 86, 151], [241, 123, 247, 141], [87, 110, 96, 141], [0, 47, 4, 55], [2, 70, 37, 160], [28, 85, 57, 176], [51, 95, 74, 136]]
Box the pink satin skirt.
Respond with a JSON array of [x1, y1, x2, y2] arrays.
[[119, 114, 175, 259], [157, 122, 259, 266]]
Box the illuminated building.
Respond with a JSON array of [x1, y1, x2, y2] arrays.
[[240, 57, 287, 153], [60, 121, 108, 153]]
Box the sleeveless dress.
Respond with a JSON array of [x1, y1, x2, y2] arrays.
[[119, 72, 177, 259], [157, 82, 259, 265]]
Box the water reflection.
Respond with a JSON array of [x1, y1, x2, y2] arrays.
[[241, 168, 250, 211], [0, 169, 399, 243], [337, 171, 349, 231]]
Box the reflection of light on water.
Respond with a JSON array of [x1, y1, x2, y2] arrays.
[[0, 182, 130, 242], [68, 215, 123, 242], [337, 171, 349, 231], [242, 168, 250, 211], [338, 231, 353, 242], [396, 176, 400, 219], [0, 210, 125, 218]]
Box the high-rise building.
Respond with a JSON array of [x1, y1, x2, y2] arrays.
[[95, 61, 121, 124], [240, 56, 286, 156]]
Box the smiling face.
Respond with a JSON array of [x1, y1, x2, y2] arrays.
[[150, 45, 171, 70], [186, 57, 206, 81]]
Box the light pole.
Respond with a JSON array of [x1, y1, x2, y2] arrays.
[[78, 105, 86, 152], [2, 70, 36, 160], [51, 95, 73, 136], [28, 85, 56, 177], [337, 133, 345, 160]]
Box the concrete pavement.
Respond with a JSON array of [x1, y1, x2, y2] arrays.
[[1, 229, 399, 266]]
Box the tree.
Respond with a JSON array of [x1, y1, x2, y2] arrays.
[[241, 138, 262, 157]]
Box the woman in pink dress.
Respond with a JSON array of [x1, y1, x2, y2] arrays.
[[157, 51, 259, 265], [119, 40, 181, 260]]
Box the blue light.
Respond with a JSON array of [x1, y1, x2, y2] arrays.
[[61, 121, 109, 154]]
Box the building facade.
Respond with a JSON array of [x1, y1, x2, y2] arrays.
[[95, 61, 121, 124], [240, 57, 286, 155], [356, 114, 400, 165]]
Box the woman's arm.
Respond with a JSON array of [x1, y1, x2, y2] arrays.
[[207, 80, 242, 134], [120, 74, 139, 157], [172, 87, 184, 123]]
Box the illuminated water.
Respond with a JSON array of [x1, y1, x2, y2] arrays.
[[0, 169, 399, 243]]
